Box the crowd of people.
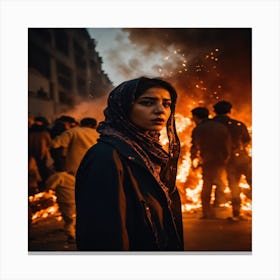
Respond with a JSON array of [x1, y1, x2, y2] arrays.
[[28, 114, 99, 243], [28, 77, 252, 251]]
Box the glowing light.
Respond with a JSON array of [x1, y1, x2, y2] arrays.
[[176, 155, 191, 183], [159, 110, 252, 215]]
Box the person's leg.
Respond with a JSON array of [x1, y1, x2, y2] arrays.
[[241, 155, 252, 199], [227, 165, 241, 218], [201, 165, 215, 218], [213, 165, 228, 206], [59, 202, 76, 239]]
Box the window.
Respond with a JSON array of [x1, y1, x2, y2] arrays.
[[56, 62, 73, 90], [59, 91, 74, 105], [28, 42, 50, 78], [29, 28, 51, 44], [73, 40, 86, 69], [77, 77, 87, 96], [54, 29, 69, 55]]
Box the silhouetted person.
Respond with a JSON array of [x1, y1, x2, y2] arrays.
[[28, 116, 52, 190], [213, 101, 252, 221], [190, 107, 231, 219], [51, 117, 99, 176], [28, 153, 41, 196], [50, 115, 78, 172], [50, 115, 78, 139]]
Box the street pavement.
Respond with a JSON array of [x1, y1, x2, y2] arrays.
[[183, 208, 252, 252], [28, 206, 251, 253]]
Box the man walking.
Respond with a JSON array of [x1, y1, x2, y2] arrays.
[[190, 107, 231, 219], [213, 101, 252, 221]]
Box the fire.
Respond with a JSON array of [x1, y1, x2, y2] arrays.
[[29, 113, 251, 223], [160, 113, 252, 216], [29, 190, 61, 222], [176, 154, 191, 183]]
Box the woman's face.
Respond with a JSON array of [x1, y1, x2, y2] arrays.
[[129, 87, 172, 131]]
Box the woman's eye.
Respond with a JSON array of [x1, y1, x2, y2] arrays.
[[138, 100, 171, 108], [139, 101, 154, 106], [163, 102, 171, 108]]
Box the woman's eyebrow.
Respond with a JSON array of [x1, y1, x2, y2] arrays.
[[138, 96, 171, 101]]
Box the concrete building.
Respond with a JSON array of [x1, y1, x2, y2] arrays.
[[28, 28, 113, 121]]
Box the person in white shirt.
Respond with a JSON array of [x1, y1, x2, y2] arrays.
[[51, 117, 99, 175], [45, 171, 76, 242]]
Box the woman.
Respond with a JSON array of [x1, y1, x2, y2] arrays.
[[75, 77, 183, 251]]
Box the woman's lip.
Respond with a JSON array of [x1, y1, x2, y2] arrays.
[[151, 119, 165, 124], [152, 118, 164, 121]]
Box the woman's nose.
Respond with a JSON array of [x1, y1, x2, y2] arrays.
[[154, 104, 165, 114]]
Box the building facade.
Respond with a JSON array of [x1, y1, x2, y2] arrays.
[[28, 28, 113, 121]]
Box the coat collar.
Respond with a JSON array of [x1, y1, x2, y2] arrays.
[[98, 137, 149, 170]]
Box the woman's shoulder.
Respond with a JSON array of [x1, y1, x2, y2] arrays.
[[83, 138, 142, 167], [77, 141, 124, 176], [84, 141, 118, 159]]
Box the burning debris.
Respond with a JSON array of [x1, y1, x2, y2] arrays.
[[29, 190, 61, 222]]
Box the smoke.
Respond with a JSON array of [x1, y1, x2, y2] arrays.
[[59, 94, 108, 123], [113, 28, 252, 125], [67, 28, 251, 128]]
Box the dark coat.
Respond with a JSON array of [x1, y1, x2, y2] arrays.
[[75, 139, 183, 251], [213, 115, 251, 153], [191, 119, 231, 165]]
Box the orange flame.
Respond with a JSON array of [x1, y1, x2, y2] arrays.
[[160, 113, 252, 215]]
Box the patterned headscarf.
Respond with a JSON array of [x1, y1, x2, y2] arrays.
[[97, 77, 180, 194]]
